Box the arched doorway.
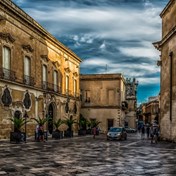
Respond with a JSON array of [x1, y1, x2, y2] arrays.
[[48, 103, 55, 134]]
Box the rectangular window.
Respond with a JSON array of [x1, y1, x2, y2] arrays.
[[3, 46, 10, 69], [53, 70, 58, 92], [85, 90, 90, 103], [74, 79, 77, 96], [24, 56, 31, 85], [3, 46, 11, 79], [42, 65, 47, 89], [66, 75, 69, 95], [108, 90, 114, 105]]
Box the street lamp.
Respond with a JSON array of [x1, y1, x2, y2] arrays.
[[23, 111, 28, 143]]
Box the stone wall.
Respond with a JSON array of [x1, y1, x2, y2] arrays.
[[0, 0, 81, 139], [80, 74, 126, 132]]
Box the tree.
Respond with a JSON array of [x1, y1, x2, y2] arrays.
[[9, 117, 29, 132], [63, 116, 77, 132], [32, 116, 49, 126], [53, 119, 64, 131]]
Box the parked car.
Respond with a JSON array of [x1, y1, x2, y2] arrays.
[[107, 127, 127, 140], [125, 128, 137, 133]]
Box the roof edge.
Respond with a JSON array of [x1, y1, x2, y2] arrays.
[[160, 0, 175, 17], [1, 0, 82, 62]]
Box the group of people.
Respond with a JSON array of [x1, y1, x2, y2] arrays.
[[35, 124, 45, 142], [139, 123, 159, 144]]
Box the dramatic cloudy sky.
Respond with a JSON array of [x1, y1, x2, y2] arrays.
[[13, 0, 168, 104]]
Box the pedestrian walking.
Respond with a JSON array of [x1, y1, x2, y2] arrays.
[[150, 124, 159, 144], [38, 125, 44, 142], [141, 125, 145, 140], [146, 124, 150, 139], [93, 126, 96, 139], [35, 124, 39, 141]]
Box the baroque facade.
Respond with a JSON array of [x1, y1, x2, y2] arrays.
[[154, 0, 176, 141], [80, 74, 126, 133], [0, 0, 81, 139], [125, 78, 138, 129]]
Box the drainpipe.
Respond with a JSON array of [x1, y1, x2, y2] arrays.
[[169, 51, 173, 122]]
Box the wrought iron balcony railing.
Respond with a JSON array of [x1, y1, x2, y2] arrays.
[[65, 89, 71, 96], [42, 81, 61, 93], [73, 92, 80, 98], [23, 75, 35, 86], [0, 67, 16, 81]]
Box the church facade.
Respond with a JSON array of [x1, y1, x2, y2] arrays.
[[0, 0, 81, 139]]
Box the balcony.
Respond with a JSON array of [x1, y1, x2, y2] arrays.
[[65, 89, 71, 96], [42, 81, 61, 93], [73, 92, 80, 98], [23, 75, 35, 86], [0, 67, 16, 81]]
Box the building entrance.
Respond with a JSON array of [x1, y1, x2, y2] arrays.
[[48, 103, 54, 134], [107, 119, 114, 131]]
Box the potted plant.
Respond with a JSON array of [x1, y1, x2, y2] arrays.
[[52, 119, 64, 139], [9, 117, 29, 143], [63, 116, 77, 137], [78, 115, 87, 136], [32, 116, 49, 141]]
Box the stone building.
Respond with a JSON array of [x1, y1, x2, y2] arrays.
[[153, 0, 176, 141], [0, 0, 81, 139], [80, 74, 126, 133], [125, 78, 138, 129], [142, 96, 159, 125]]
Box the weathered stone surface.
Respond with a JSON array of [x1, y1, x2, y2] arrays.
[[0, 133, 176, 175], [80, 74, 126, 132], [154, 0, 176, 141], [0, 0, 81, 139]]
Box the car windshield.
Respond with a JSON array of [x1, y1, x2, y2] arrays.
[[109, 128, 122, 132]]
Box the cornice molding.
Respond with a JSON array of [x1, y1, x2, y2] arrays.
[[160, 0, 175, 18], [22, 44, 34, 53], [0, 15, 5, 21], [64, 67, 71, 73], [52, 61, 60, 68], [0, 32, 15, 43], [73, 72, 78, 77], [41, 55, 49, 62], [0, 0, 82, 63], [81, 105, 121, 109]]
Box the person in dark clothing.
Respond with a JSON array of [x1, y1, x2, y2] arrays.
[[146, 124, 150, 139], [141, 125, 145, 139]]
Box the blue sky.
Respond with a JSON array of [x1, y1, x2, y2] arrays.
[[12, 0, 168, 104]]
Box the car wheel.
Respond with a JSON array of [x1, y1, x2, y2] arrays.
[[125, 136, 127, 140]]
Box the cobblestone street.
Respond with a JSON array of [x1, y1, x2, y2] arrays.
[[0, 133, 176, 176]]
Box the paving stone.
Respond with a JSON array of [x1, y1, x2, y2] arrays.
[[0, 134, 176, 175]]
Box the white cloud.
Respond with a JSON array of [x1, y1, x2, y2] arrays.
[[99, 41, 106, 50], [24, 5, 162, 41], [81, 57, 160, 84], [119, 46, 160, 59], [81, 58, 110, 68]]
